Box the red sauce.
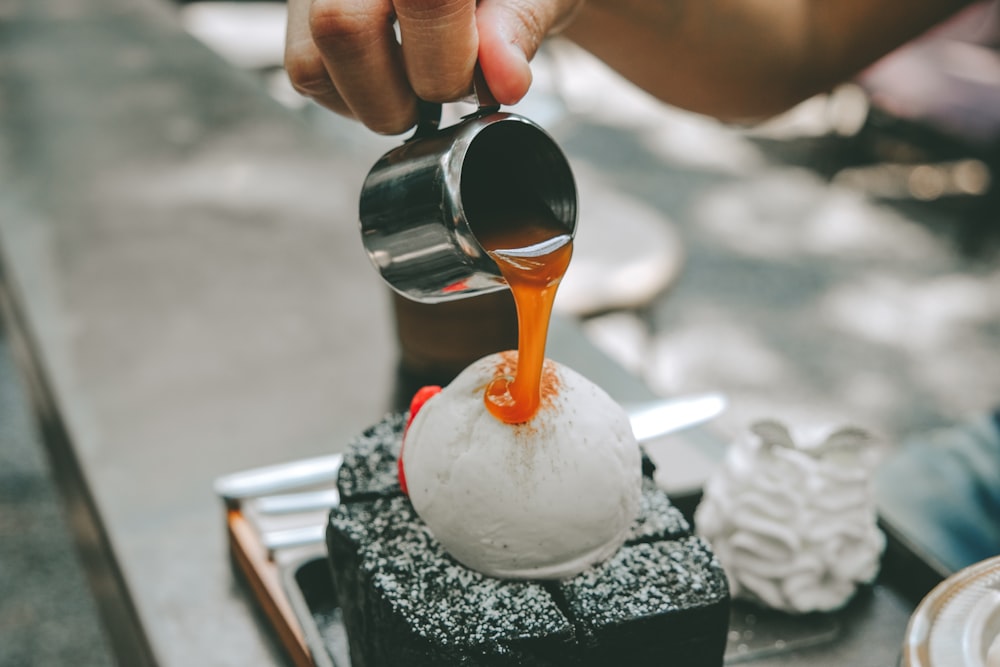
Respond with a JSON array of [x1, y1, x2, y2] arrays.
[[399, 384, 442, 495], [474, 208, 572, 424]]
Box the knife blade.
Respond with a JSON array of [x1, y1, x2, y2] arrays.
[[626, 392, 727, 442]]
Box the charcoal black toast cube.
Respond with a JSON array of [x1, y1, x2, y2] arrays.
[[327, 414, 730, 667]]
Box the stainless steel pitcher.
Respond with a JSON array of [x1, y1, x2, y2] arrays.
[[359, 97, 578, 303]]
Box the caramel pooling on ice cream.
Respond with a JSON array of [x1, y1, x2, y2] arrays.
[[475, 206, 572, 424]]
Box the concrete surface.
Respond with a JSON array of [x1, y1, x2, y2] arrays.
[[0, 0, 997, 665], [0, 326, 114, 666]]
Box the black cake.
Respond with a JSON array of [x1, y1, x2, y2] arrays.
[[327, 413, 731, 667]]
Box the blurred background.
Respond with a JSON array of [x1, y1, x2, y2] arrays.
[[166, 0, 1000, 433], [1, 0, 998, 664]]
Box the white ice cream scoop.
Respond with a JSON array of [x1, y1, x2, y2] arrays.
[[402, 352, 642, 580]]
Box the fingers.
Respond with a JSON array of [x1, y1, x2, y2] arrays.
[[284, 0, 580, 133], [287, 0, 420, 134], [287, 0, 477, 133], [311, 0, 421, 134], [394, 0, 479, 102], [476, 0, 583, 105], [285, 0, 354, 119]]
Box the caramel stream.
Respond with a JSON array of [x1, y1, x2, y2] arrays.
[[475, 210, 572, 424]]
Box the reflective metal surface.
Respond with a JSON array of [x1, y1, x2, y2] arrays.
[[359, 110, 577, 302]]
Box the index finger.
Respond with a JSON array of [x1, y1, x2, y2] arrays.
[[308, 0, 420, 134], [394, 0, 479, 102]]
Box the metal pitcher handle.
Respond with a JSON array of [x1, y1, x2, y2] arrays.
[[410, 64, 500, 140]]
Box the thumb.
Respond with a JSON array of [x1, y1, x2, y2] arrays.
[[476, 0, 581, 105]]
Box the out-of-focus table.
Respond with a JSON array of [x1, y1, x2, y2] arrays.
[[0, 0, 677, 664], [2, 0, 997, 665]]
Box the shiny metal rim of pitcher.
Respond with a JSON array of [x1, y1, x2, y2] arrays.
[[441, 111, 578, 266], [435, 115, 577, 296], [360, 109, 578, 302], [375, 120, 511, 302]]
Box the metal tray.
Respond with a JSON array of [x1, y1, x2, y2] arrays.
[[273, 500, 946, 667], [218, 422, 952, 667]]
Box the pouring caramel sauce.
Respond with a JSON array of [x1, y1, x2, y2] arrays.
[[473, 206, 572, 424]]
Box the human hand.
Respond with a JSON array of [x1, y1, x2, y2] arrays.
[[284, 0, 582, 134]]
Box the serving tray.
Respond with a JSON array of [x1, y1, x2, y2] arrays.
[[227, 490, 947, 667]]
